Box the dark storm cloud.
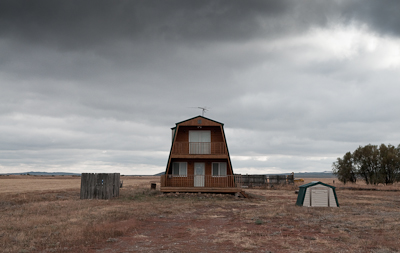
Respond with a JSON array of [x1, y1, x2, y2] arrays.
[[1, 0, 400, 174], [1, 0, 392, 85], [0, 0, 292, 48], [342, 0, 400, 36], [1, 0, 399, 51]]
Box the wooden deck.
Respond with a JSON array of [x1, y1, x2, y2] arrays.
[[160, 174, 243, 194], [161, 175, 241, 188], [160, 186, 242, 193]]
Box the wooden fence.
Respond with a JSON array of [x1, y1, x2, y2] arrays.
[[241, 174, 294, 188], [80, 173, 120, 199]]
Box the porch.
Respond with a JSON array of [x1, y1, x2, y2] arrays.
[[172, 142, 227, 155], [160, 174, 242, 193]]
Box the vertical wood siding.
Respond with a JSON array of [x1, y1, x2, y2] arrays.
[[80, 173, 120, 199]]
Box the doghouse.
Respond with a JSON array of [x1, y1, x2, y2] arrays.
[[296, 181, 339, 207]]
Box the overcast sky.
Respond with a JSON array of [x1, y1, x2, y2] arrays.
[[1, 0, 400, 175]]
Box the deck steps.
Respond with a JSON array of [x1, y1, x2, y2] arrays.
[[239, 191, 248, 198]]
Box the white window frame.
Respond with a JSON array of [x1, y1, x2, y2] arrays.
[[212, 162, 227, 177], [189, 130, 211, 154], [172, 162, 187, 177]]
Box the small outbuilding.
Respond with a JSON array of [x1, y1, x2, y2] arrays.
[[296, 181, 339, 207]]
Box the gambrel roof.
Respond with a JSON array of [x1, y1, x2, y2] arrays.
[[171, 115, 224, 130]]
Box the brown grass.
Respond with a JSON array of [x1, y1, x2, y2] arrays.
[[303, 177, 400, 190], [1, 175, 400, 252], [0, 176, 165, 252], [0, 175, 81, 193]]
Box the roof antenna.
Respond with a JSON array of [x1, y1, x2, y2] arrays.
[[198, 107, 208, 116], [190, 106, 209, 116]]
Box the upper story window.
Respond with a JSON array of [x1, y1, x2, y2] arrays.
[[189, 130, 211, 154]]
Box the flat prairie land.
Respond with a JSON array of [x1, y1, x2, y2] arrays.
[[1, 175, 400, 253], [0, 175, 81, 193], [0, 175, 158, 193]]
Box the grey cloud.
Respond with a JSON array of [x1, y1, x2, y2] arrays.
[[0, 1, 291, 47], [1, 1, 400, 174], [1, 0, 398, 53], [231, 155, 334, 174], [342, 0, 400, 36]]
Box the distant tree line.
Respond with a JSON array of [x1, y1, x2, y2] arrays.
[[332, 144, 400, 185]]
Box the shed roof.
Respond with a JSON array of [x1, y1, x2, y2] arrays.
[[299, 181, 336, 189]]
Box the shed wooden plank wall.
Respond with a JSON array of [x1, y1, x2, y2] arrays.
[[80, 173, 120, 199]]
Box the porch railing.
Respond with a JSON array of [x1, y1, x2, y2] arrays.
[[172, 142, 227, 155], [160, 174, 242, 188]]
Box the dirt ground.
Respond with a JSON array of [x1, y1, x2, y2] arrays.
[[86, 190, 400, 253], [1, 175, 400, 253]]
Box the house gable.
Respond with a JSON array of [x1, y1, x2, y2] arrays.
[[175, 115, 223, 127]]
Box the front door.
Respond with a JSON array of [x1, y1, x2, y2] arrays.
[[194, 163, 205, 187]]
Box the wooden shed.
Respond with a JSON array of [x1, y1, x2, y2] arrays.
[[80, 173, 120, 199], [296, 181, 339, 207]]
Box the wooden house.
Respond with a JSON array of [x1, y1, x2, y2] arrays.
[[160, 116, 242, 193]]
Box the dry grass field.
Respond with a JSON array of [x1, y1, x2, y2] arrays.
[[1, 175, 400, 252]]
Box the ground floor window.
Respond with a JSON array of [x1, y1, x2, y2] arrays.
[[212, 162, 227, 177], [172, 162, 187, 177]]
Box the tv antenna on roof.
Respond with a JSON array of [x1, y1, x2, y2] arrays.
[[190, 106, 209, 116]]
